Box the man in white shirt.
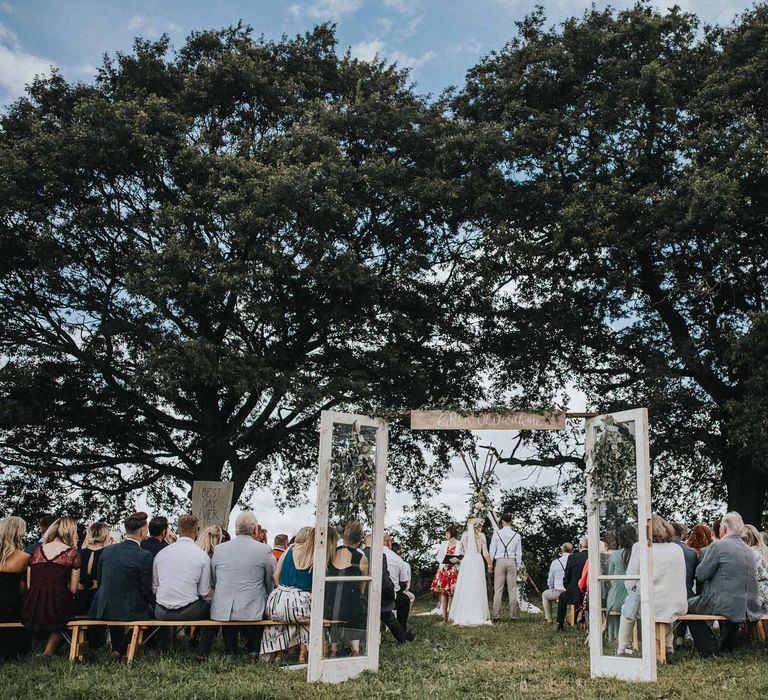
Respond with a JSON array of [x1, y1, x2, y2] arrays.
[[153, 514, 212, 648], [541, 542, 573, 623], [488, 514, 523, 621], [383, 533, 415, 641]]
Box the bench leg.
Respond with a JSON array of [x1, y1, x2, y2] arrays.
[[567, 605, 575, 626], [68, 626, 81, 662], [632, 622, 639, 652], [126, 625, 143, 665], [655, 623, 668, 664], [758, 621, 767, 643]]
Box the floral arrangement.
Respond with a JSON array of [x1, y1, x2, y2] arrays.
[[587, 415, 636, 508]]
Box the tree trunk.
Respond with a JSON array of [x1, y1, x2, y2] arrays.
[[722, 448, 768, 528]]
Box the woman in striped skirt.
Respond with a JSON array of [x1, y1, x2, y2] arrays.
[[261, 526, 338, 662]]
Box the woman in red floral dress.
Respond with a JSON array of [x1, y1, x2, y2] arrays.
[[431, 526, 462, 620]]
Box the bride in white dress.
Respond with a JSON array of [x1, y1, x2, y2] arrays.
[[449, 518, 492, 626]]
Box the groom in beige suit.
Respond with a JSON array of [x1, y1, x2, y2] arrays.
[[488, 514, 522, 622]]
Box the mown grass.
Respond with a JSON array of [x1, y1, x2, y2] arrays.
[[2, 604, 768, 700]]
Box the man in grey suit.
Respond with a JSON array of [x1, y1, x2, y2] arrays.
[[687, 511, 763, 655], [197, 511, 275, 660]]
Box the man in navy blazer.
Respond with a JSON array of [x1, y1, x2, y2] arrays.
[[89, 511, 154, 658]]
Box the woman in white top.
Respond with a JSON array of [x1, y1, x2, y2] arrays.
[[449, 518, 492, 626], [617, 514, 687, 658]]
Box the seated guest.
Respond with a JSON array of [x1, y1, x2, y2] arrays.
[[556, 537, 588, 631], [75, 521, 111, 650], [197, 525, 225, 559], [22, 517, 81, 657], [23, 514, 56, 555], [605, 527, 636, 641], [542, 543, 572, 624], [687, 524, 714, 563], [141, 516, 169, 560], [671, 523, 697, 598], [199, 512, 275, 661], [89, 512, 154, 659], [325, 521, 369, 657], [258, 527, 268, 545], [687, 511, 763, 655], [261, 526, 332, 662], [742, 524, 768, 611], [0, 516, 31, 659], [617, 514, 687, 660], [363, 534, 408, 643], [272, 534, 289, 561], [153, 514, 211, 649], [384, 533, 414, 640]]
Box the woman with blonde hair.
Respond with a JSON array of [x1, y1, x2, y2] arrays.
[[22, 516, 81, 656], [197, 525, 224, 558], [617, 514, 687, 661], [742, 524, 768, 611], [261, 526, 338, 662], [0, 516, 31, 658], [74, 521, 111, 650]]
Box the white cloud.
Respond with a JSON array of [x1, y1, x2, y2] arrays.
[[307, 0, 363, 20], [350, 37, 434, 74], [0, 22, 55, 98], [288, 3, 303, 18], [391, 48, 434, 72], [0, 2, 14, 14], [383, 0, 409, 11], [350, 38, 385, 62]]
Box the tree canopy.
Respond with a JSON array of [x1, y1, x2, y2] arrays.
[[455, 3, 768, 524], [0, 25, 481, 520]]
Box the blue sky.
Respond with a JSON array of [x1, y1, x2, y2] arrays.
[[0, 0, 760, 108]]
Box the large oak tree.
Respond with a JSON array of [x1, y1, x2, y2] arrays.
[[456, 4, 768, 524], [0, 25, 480, 519]]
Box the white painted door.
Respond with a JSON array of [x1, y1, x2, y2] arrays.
[[307, 410, 388, 683], [586, 408, 656, 682]]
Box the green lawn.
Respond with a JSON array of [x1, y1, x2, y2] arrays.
[[2, 606, 768, 700]]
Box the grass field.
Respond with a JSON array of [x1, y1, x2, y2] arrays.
[[2, 604, 768, 700]]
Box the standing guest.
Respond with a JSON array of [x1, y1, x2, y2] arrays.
[[75, 521, 111, 651], [605, 526, 636, 641], [542, 543, 572, 624], [153, 514, 211, 649], [261, 526, 329, 662], [488, 514, 523, 622], [556, 537, 588, 631], [23, 514, 56, 555], [688, 512, 763, 655], [325, 521, 369, 657], [197, 525, 225, 559], [384, 533, 414, 640], [616, 515, 687, 661], [22, 517, 81, 657], [89, 512, 154, 659], [0, 516, 31, 659], [272, 534, 289, 561], [199, 512, 274, 661], [687, 524, 714, 558], [742, 524, 768, 611], [141, 516, 169, 560], [431, 526, 462, 621]]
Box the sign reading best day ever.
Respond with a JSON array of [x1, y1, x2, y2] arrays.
[[191, 481, 234, 530], [410, 409, 566, 431]]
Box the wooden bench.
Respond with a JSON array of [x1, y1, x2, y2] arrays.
[[655, 614, 768, 664], [0, 619, 319, 665]]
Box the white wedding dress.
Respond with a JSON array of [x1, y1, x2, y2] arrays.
[[449, 527, 491, 626]]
